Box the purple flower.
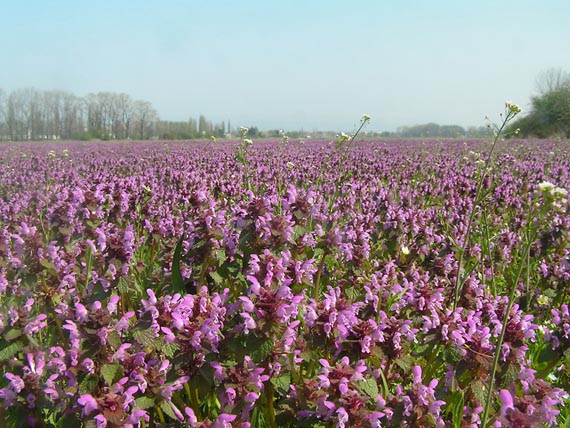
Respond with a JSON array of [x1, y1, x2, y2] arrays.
[[336, 407, 349, 428], [214, 413, 237, 428], [5, 373, 25, 393], [78, 393, 99, 416], [185, 407, 198, 426]]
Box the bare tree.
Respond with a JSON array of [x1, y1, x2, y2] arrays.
[[114, 93, 134, 139], [0, 89, 6, 140], [84, 92, 116, 138], [0, 88, 163, 140], [61, 92, 83, 139], [536, 68, 570, 95], [99, 92, 116, 138], [133, 100, 157, 139], [6, 88, 37, 140]]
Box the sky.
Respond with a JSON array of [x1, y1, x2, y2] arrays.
[[1, 0, 570, 132]]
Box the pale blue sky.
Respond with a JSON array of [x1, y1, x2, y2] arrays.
[[1, 0, 569, 131]]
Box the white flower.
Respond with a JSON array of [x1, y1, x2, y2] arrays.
[[401, 246, 410, 255], [538, 181, 555, 193], [286, 161, 295, 169], [505, 101, 522, 115], [552, 187, 568, 198], [338, 132, 351, 144]]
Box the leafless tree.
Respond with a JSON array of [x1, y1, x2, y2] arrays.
[[133, 100, 157, 139], [536, 68, 570, 95], [0, 87, 227, 141], [0, 89, 7, 140], [61, 92, 83, 139], [114, 93, 134, 139]]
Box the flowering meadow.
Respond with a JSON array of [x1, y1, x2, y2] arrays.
[[0, 127, 569, 427]]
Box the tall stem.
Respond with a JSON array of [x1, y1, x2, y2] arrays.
[[453, 114, 513, 310], [480, 210, 536, 426], [264, 359, 277, 428], [480, 245, 529, 426]]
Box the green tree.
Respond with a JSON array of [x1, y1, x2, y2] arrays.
[[509, 68, 570, 138]]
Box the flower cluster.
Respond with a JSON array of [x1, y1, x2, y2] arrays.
[[0, 138, 568, 426]]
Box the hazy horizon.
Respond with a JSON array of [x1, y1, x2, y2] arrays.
[[2, 0, 570, 132]]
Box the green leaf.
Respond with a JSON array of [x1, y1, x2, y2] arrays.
[[499, 362, 519, 387], [4, 328, 23, 342], [386, 290, 406, 311], [136, 310, 154, 330], [86, 281, 111, 305], [106, 330, 122, 349], [224, 260, 241, 276], [0, 340, 23, 361], [172, 235, 185, 294], [249, 336, 274, 363], [250, 406, 267, 427], [470, 380, 487, 405], [209, 270, 223, 285], [58, 413, 83, 428], [292, 225, 306, 240], [159, 400, 179, 420], [101, 363, 123, 385], [539, 347, 560, 364], [444, 347, 462, 364], [271, 373, 291, 395], [133, 328, 161, 350], [215, 249, 226, 262], [344, 287, 360, 302], [358, 377, 379, 400], [117, 276, 131, 294], [313, 248, 325, 258], [79, 374, 98, 395], [135, 396, 155, 410], [394, 354, 414, 372], [39, 259, 56, 271], [297, 418, 327, 428], [445, 390, 465, 428], [161, 342, 180, 359]]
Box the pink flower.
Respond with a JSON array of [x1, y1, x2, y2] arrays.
[[214, 413, 237, 428], [78, 394, 99, 416], [499, 389, 514, 416]]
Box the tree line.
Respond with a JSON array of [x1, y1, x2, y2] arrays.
[[4, 69, 567, 142], [0, 88, 228, 141], [395, 123, 491, 138]]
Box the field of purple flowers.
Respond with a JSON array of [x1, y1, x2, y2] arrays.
[[0, 135, 569, 427]]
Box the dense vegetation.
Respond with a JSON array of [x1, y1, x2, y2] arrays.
[[0, 110, 569, 426], [508, 68, 570, 139]]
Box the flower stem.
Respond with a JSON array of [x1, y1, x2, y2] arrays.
[[264, 360, 277, 428], [453, 115, 512, 310], [480, 239, 532, 427]]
